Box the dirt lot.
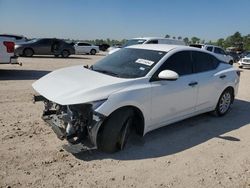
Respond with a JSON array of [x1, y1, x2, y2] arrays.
[[0, 54, 250, 188]]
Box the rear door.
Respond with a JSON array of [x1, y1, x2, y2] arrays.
[[150, 51, 198, 129], [191, 51, 221, 111]]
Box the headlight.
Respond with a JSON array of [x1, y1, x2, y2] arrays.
[[89, 99, 107, 110]]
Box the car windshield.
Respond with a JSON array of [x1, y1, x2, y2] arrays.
[[92, 48, 166, 78], [122, 39, 147, 47]]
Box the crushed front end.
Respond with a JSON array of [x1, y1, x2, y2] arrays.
[[33, 95, 106, 148]]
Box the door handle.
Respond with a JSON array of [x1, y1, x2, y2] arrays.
[[188, 82, 198, 86], [219, 75, 226, 79]]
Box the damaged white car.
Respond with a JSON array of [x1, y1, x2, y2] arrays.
[[33, 44, 240, 153]]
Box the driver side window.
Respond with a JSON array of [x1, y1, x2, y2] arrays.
[[157, 51, 193, 76]]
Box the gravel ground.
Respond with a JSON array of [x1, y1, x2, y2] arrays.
[[0, 54, 250, 188]]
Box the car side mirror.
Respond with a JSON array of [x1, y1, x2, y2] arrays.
[[158, 70, 179, 81]]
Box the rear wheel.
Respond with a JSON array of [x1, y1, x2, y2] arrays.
[[97, 108, 134, 153], [213, 88, 233, 116], [90, 49, 96, 55], [61, 50, 70, 58], [23, 48, 34, 57]]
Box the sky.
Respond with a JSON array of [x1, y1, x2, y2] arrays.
[[0, 0, 249, 41]]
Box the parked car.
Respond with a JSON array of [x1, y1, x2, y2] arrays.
[[97, 43, 110, 51], [0, 37, 18, 64], [239, 51, 250, 58], [33, 44, 240, 153], [238, 54, 250, 69], [0, 34, 27, 43], [108, 37, 186, 54], [74, 42, 99, 55], [227, 51, 240, 63], [190, 44, 234, 65], [15, 38, 75, 57]]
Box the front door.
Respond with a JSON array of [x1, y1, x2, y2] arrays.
[[150, 51, 198, 129]]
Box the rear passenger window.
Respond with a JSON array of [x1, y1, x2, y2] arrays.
[[78, 43, 91, 46], [146, 40, 158, 44], [159, 51, 193, 76], [207, 47, 213, 52], [214, 47, 226, 55], [192, 51, 219, 73]]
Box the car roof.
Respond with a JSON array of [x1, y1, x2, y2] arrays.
[[127, 44, 202, 53], [0, 34, 25, 38]]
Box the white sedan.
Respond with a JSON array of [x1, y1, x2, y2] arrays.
[[238, 54, 250, 69], [33, 44, 240, 153], [74, 42, 99, 55]]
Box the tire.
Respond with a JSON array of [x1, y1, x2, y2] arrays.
[[23, 48, 34, 57], [213, 88, 233, 116], [61, 50, 70, 58], [229, 60, 233, 65], [90, 49, 96, 55], [239, 65, 243, 69], [97, 108, 134, 153]]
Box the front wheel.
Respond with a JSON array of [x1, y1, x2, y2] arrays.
[[97, 108, 134, 153], [213, 88, 233, 116]]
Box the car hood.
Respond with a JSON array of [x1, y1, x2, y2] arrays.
[[32, 65, 134, 105]]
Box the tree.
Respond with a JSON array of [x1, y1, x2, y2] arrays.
[[172, 36, 176, 39], [183, 37, 189, 45], [177, 36, 182, 40], [216, 38, 225, 48], [191, 37, 200, 44], [165, 34, 170, 38]]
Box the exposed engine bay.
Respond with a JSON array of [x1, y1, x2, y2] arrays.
[[33, 95, 105, 148]]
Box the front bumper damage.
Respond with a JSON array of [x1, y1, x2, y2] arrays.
[[33, 95, 105, 148]]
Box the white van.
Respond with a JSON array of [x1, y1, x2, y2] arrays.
[[108, 37, 185, 54]]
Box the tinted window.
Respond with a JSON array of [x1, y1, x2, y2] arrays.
[[214, 47, 226, 55], [78, 43, 91, 46], [158, 51, 193, 76], [38, 39, 52, 45], [146, 40, 158, 44], [207, 47, 213, 52], [192, 51, 219, 73]]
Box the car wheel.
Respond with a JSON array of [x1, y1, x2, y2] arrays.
[[97, 108, 134, 153], [61, 50, 70, 58], [229, 60, 233, 65], [213, 88, 233, 116], [23, 48, 34, 57], [239, 65, 243, 69], [90, 49, 96, 55]]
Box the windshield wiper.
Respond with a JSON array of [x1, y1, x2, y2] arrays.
[[93, 68, 120, 77]]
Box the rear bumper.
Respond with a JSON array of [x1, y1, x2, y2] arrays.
[[10, 56, 18, 64], [241, 63, 250, 68]]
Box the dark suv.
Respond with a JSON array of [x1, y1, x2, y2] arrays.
[[15, 38, 75, 57]]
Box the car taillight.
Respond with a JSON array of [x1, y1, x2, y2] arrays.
[[3, 41, 15, 53]]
